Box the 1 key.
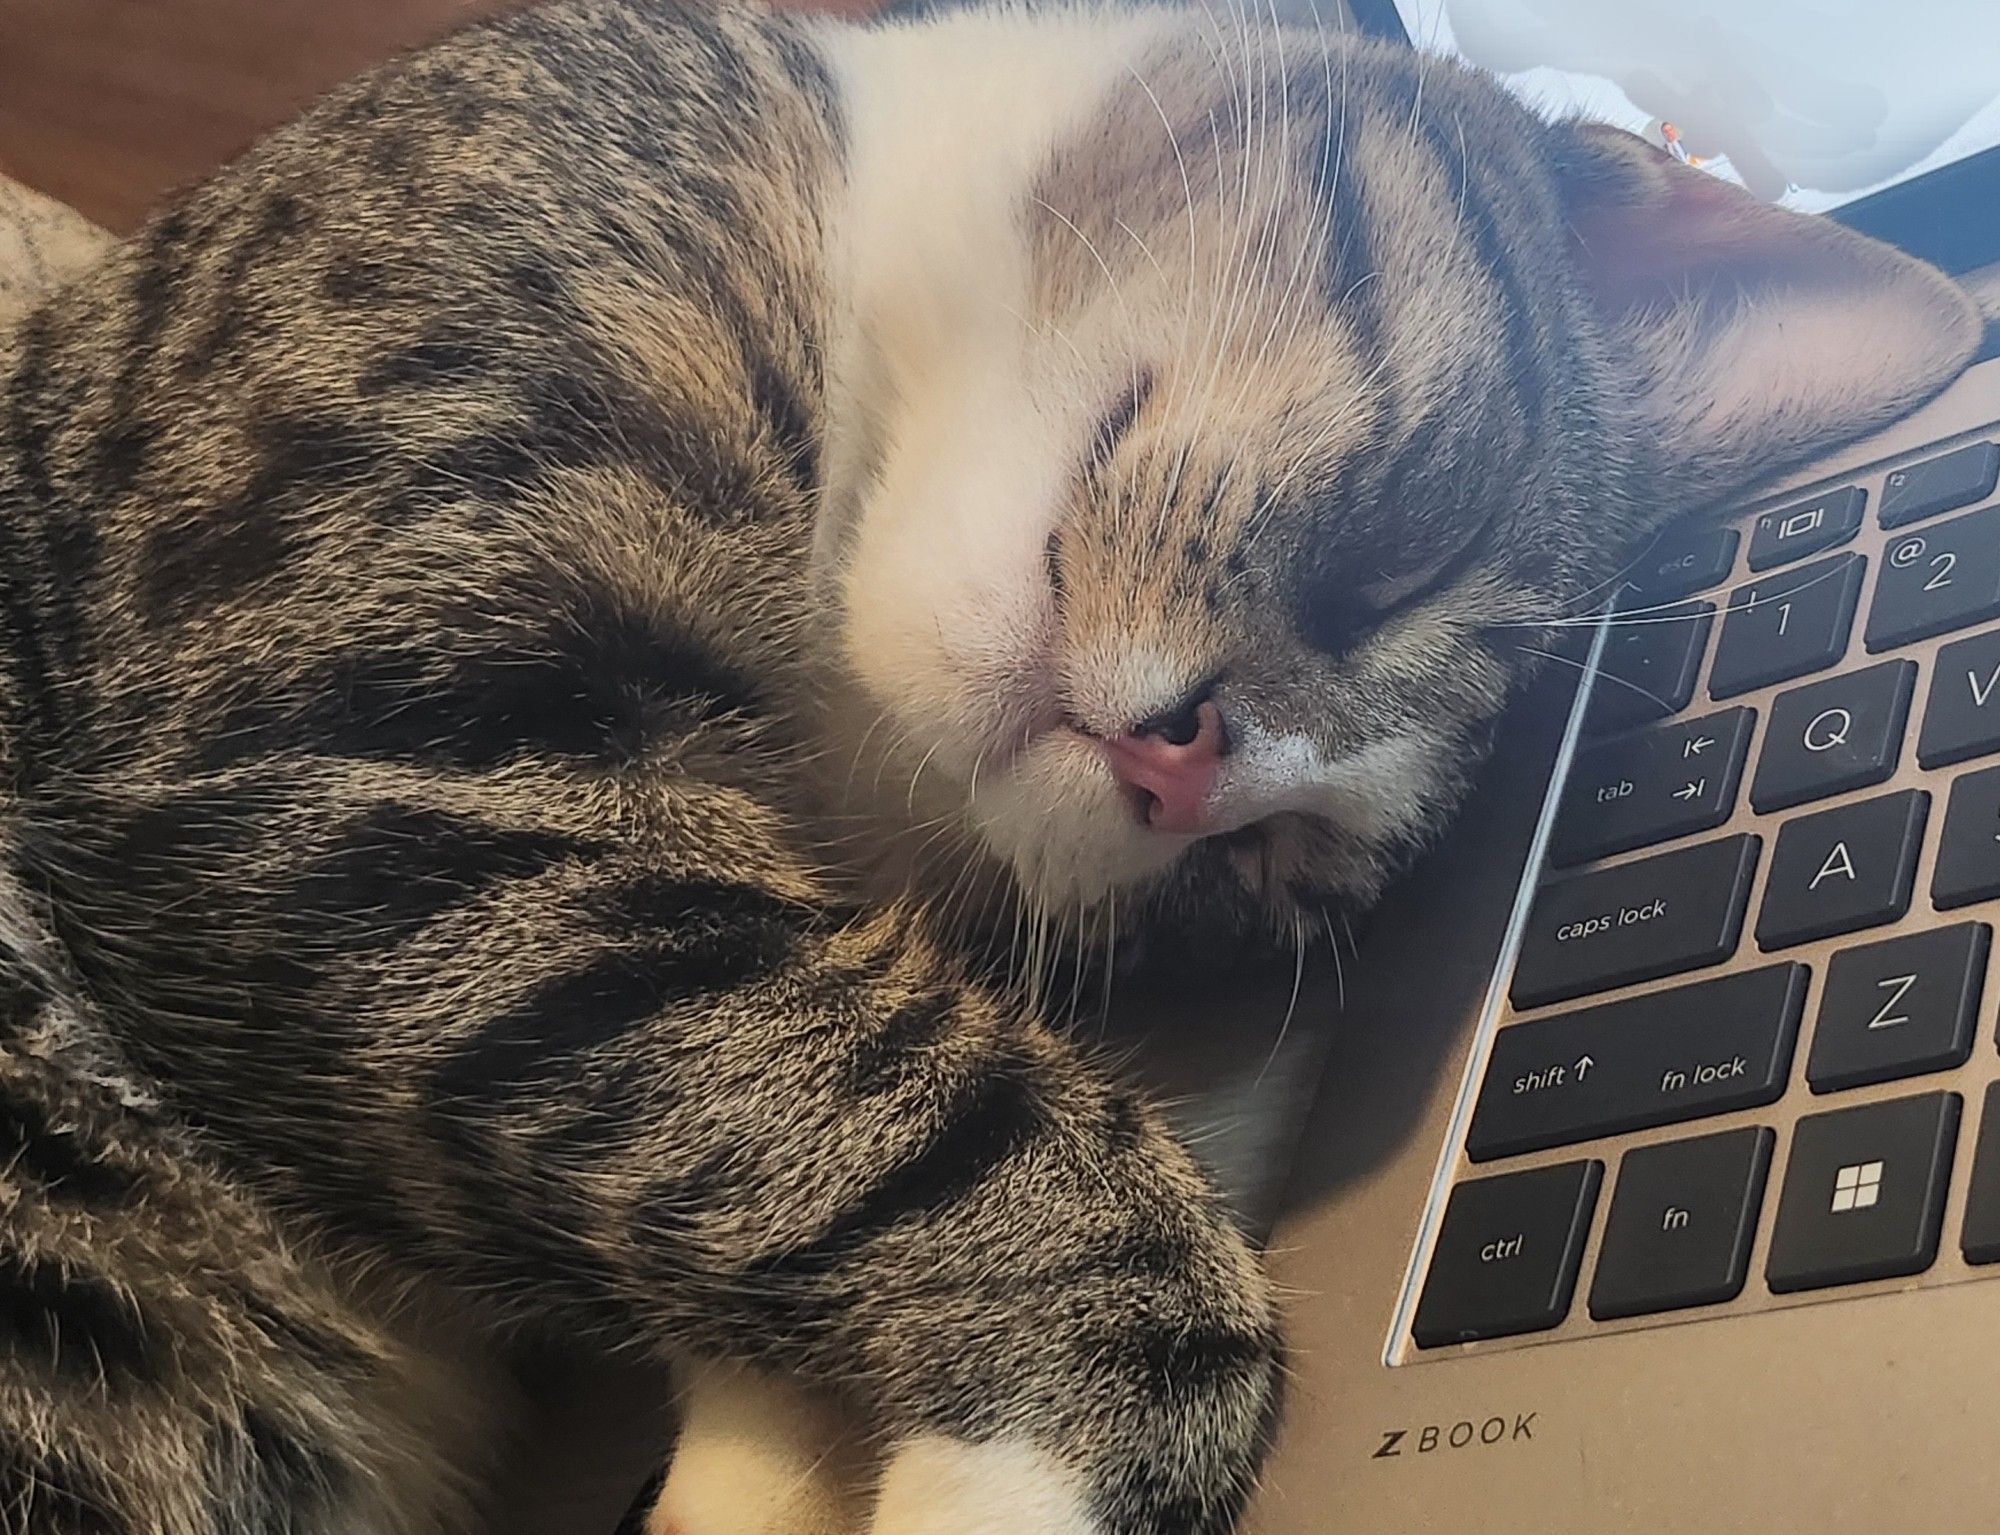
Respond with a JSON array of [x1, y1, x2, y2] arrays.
[[1710, 553, 1865, 698]]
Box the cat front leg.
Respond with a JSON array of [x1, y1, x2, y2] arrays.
[[49, 765, 1281, 1534]]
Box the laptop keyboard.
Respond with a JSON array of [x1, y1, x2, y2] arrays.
[[1406, 423, 2000, 1354]]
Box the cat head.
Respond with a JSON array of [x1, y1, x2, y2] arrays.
[[819, 7, 1980, 940]]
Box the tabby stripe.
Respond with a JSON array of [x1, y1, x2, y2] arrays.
[[179, 191, 308, 382], [843, 990, 960, 1095], [1406, 98, 1549, 439], [195, 610, 762, 772], [1101, 1316, 1281, 1402], [228, 1407, 350, 1520], [0, 1251, 161, 1386], [288, 803, 593, 949], [0, 314, 69, 755], [0, 1436, 123, 1535], [0, 967, 54, 1042], [741, 1059, 1047, 1293], [0, 1088, 146, 1205], [137, 410, 394, 628], [432, 889, 802, 1107], [109, 210, 200, 417], [237, 1290, 374, 1376], [1309, 105, 1387, 374]]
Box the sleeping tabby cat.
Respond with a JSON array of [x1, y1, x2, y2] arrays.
[[0, 1, 1978, 1531]]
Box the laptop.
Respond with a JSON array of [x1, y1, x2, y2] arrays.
[[1246, 6, 2000, 1532]]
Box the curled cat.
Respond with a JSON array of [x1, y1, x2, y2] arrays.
[[0, 1, 1977, 1533]]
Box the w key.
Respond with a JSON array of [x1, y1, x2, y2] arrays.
[[1918, 630, 2000, 769], [1867, 505, 2000, 651]]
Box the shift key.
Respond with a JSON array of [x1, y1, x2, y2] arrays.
[[1470, 965, 1808, 1161], [1511, 834, 1761, 1008]]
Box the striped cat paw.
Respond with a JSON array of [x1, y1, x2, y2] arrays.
[[867, 1438, 1097, 1535], [647, 1363, 870, 1535]]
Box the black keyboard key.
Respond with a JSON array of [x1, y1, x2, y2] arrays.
[[1551, 708, 1754, 867], [1958, 1082, 2000, 1264], [1918, 630, 2000, 769], [1511, 835, 1761, 1008], [1412, 1161, 1601, 1347], [1747, 486, 1866, 570], [1586, 600, 1714, 734], [1470, 964, 1806, 1161], [1880, 440, 2000, 528], [1933, 765, 2000, 909], [1868, 507, 2000, 651], [1806, 924, 1988, 1092], [1709, 554, 1864, 699], [1632, 524, 1740, 602], [1755, 790, 1928, 950], [1750, 660, 1915, 813], [1765, 1091, 1960, 1293], [1588, 1127, 1774, 1321]]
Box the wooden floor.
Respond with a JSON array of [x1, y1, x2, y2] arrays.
[[0, 0, 868, 235]]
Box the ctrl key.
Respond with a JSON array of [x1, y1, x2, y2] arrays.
[[1413, 1160, 1602, 1348]]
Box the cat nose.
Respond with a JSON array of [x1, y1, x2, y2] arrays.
[[1100, 699, 1227, 834]]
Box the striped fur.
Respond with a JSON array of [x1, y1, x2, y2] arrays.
[[0, 1, 1978, 1530]]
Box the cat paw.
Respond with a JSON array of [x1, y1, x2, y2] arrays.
[[866, 1438, 1098, 1535], [647, 1362, 870, 1535]]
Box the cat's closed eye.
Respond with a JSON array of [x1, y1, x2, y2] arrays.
[[1297, 517, 1496, 656]]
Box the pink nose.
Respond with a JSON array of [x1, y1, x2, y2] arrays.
[[1100, 701, 1226, 835]]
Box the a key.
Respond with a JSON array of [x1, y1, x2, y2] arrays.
[[1511, 834, 1761, 1008], [1749, 660, 1915, 813], [1754, 789, 1928, 950], [1958, 1082, 2000, 1265], [1469, 964, 1806, 1160], [1586, 600, 1714, 735], [1917, 629, 2000, 770], [1631, 524, 1740, 602], [1747, 486, 1865, 570], [1550, 708, 1754, 866], [1932, 765, 2000, 909], [1880, 440, 2000, 529], [1867, 506, 2000, 651], [1765, 1091, 1960, 1293], [1588, 1127, 1774, 1321], [1412, 1160, 1602, 1348], [1806, 924, 1988, 1092], [1709, 554, 1865, 699]]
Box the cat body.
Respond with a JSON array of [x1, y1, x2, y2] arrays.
[[0, 2, 1977, 1532]]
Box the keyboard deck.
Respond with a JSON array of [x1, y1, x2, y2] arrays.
[[1396, 421, 2000, 1359]]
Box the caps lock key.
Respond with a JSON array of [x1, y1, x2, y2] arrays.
[[1511, 835, 1762, 1009]]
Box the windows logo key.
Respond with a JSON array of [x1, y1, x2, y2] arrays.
[[1831, 1161, 1886, 1213]]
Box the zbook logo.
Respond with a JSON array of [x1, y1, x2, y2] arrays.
[[1372, 1413, 1537, 1459]]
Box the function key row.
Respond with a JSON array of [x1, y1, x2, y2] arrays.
[[1623, 437, 1997, 605]]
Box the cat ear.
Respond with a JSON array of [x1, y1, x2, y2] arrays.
[[1550, 122, 1984, 505]]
